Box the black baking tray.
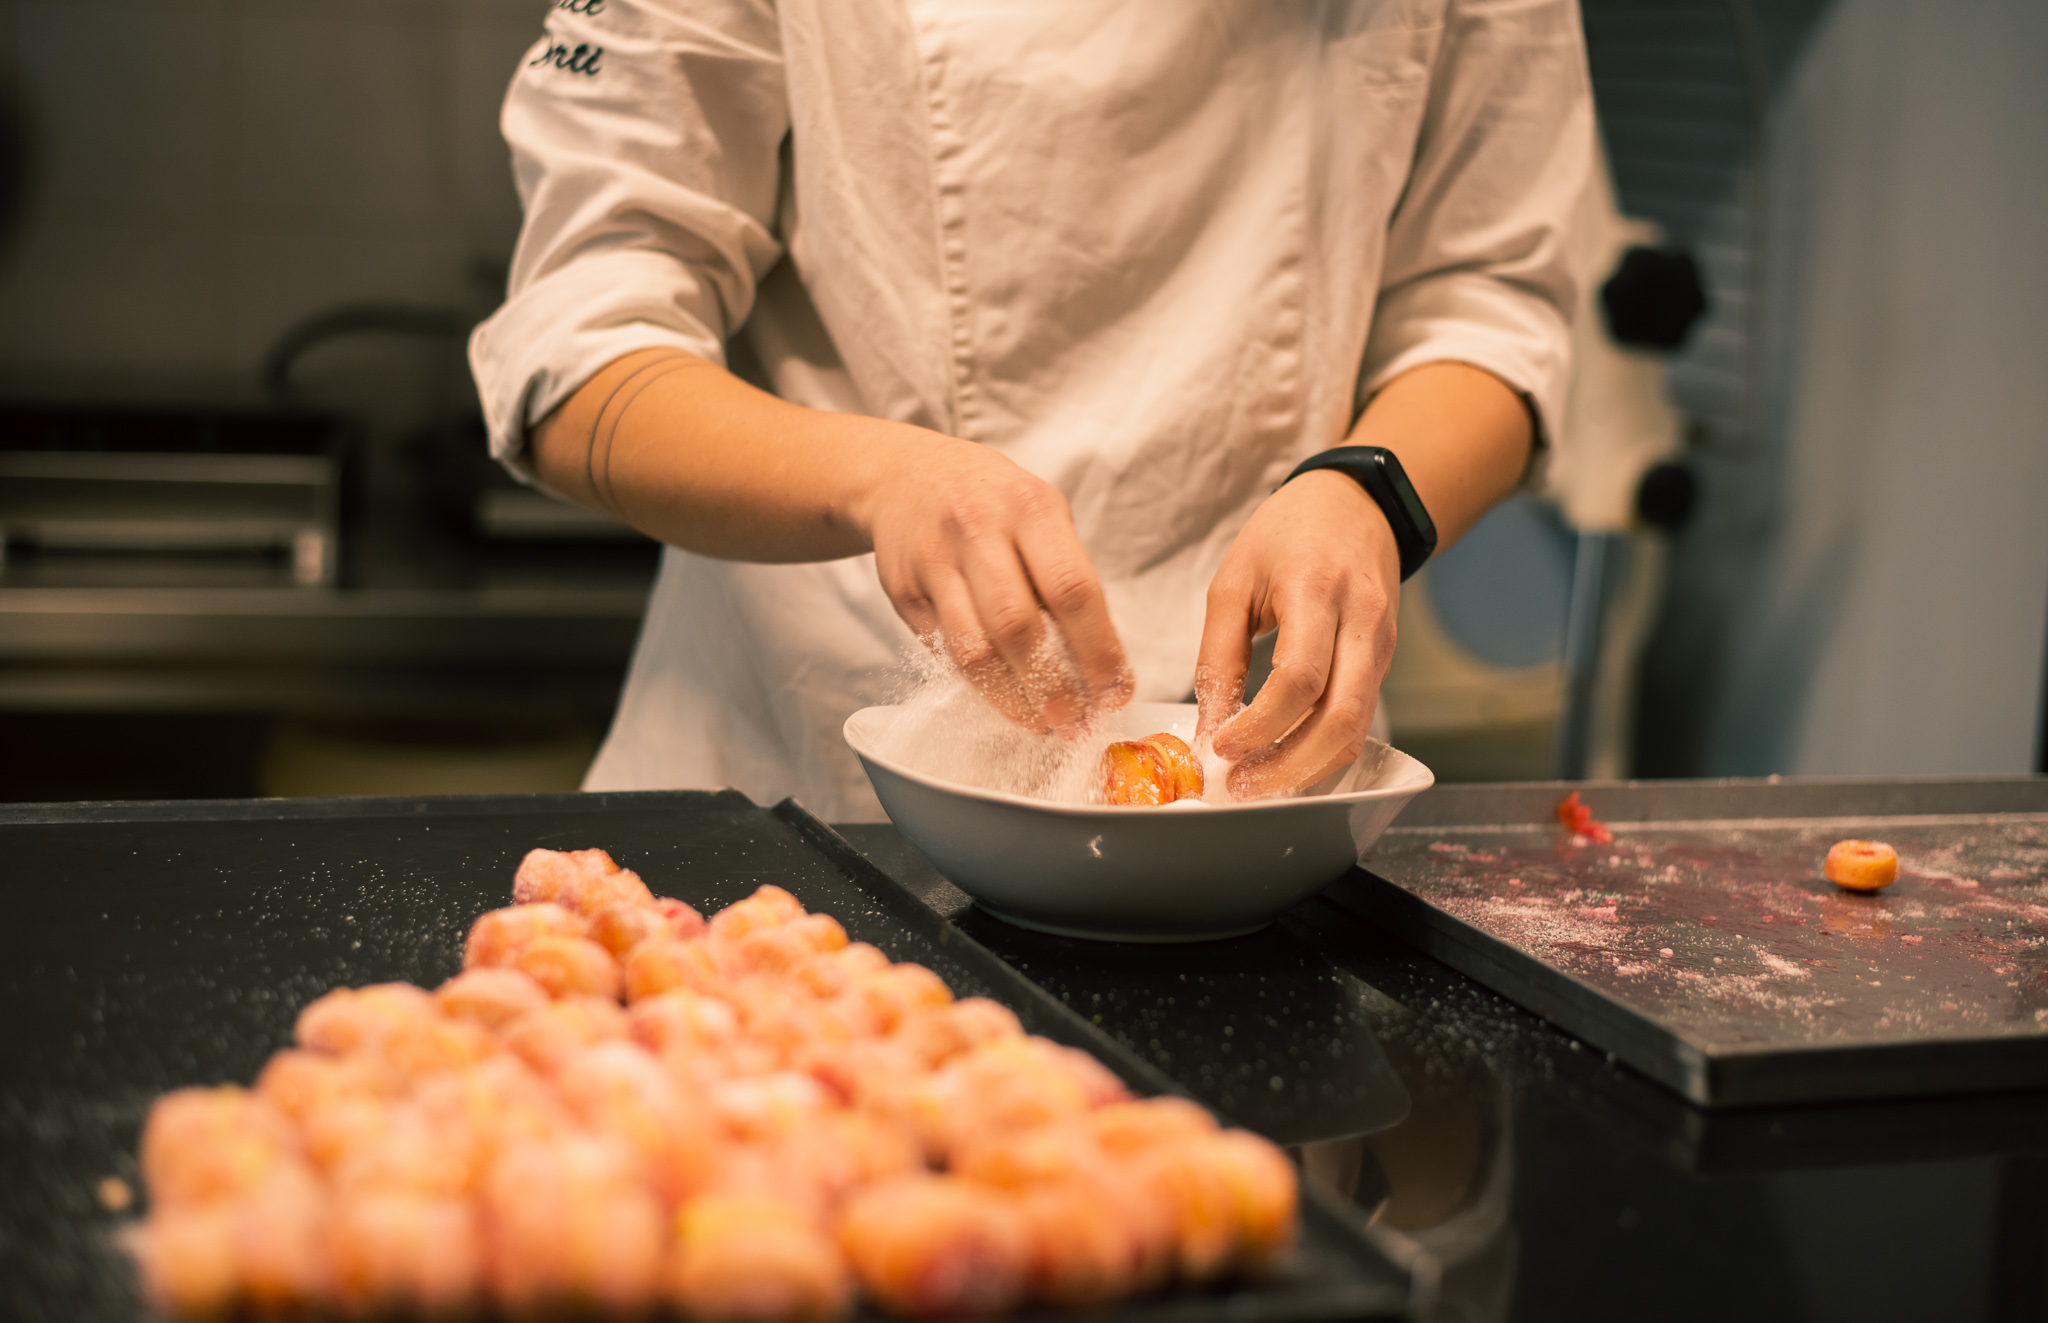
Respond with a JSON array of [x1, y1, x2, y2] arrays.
[[0, 790, 1418, 1323], [1332, 777, 2048, 1109]]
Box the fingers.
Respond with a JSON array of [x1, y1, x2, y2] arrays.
[[1015, 518, 1132, 718], [871, 445, 1128, 731], [1192, 587, 1255, 744], [917, 565, 1045, 732], [1227, 605, 1386, 800], [1211, 571, 1341, 762], [882, 519, 1114, 734], [952, 524, 1080, 731]]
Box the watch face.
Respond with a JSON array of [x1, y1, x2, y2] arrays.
[[1287, 446, 1437, 578], [1371, 450, 1438, 546]]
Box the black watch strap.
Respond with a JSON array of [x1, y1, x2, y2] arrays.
[[1283, 445, 1439, 581]]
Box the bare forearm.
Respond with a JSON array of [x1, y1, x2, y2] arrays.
[[530, 348, 924, 562], [1346, 360, 1533, 552], [531, 347, 1132, 725]]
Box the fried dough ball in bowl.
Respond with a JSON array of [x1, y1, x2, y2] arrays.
[[1102, 733, 1205, 806]]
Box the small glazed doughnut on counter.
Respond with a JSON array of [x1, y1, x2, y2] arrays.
[[123, 847, 1298, 1320], [1825, 839, 1899, 892]]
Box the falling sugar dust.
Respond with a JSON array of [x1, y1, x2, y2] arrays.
[[872, 620, 1247, 807]]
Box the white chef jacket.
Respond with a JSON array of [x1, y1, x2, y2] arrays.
[[470, 0, 1596, 822]]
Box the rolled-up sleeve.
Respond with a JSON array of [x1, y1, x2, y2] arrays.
[[469, 0, 788, 478], [1358, 0, 1596, 478]]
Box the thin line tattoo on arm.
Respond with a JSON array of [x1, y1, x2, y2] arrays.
[[593, 358, 693, 520], [582, 352, 691, 520]]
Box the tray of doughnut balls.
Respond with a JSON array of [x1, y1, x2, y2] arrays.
[[50, 793, 1413, 1323]]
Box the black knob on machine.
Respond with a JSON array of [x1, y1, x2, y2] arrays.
[[1600, 246, 1709, 352], [1636, 460, 1698, 532]]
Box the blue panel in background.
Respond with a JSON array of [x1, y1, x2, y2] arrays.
[[1426, 498, 1576, 670]]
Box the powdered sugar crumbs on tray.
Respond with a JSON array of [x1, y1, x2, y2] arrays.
[[1366, 815, 2048, 1049]]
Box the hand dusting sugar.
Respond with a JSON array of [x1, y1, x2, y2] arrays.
[[877, 625, 1124, 805], [877, 622, 1244, 807]]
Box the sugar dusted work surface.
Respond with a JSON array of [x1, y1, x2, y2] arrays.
[[1366, 815, 2048, 1049]]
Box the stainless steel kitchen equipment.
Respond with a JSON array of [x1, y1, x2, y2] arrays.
[[0, 405, 350, 586]]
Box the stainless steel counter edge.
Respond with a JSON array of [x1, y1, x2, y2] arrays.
[[0, 584, 652, 618], [0, 585, 652, 663]]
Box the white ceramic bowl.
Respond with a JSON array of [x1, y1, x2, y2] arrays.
[[844, 700, 1434, 942]]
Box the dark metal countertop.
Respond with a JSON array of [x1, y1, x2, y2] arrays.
[[839, 774, 2048, 1323], [4, 778, 2043, 1322], [0, 791, 1416, 1323]]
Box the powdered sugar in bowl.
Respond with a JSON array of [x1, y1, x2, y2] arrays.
[[843, 700, 1435, 942]]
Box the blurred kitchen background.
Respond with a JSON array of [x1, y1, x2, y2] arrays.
[[0, 0, 2043, 802]]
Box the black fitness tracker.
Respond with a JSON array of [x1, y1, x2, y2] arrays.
[[1283, 445, 1439, 581]]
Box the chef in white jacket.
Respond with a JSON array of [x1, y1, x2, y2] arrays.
[[470, 0, 1596, 822]]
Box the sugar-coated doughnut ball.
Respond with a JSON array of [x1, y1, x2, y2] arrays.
[[434, 967, 551, 1030], [123, 840, 1303, 1323], [513, 934, 624, 1001], [483, 1133, 664, 1312], [668, 1196, 851, 1323], [502, 995, 631, 1075], [464, 902, 588, 970], [838, 1175, 1031, 1318], [331, 1191, 482, 1315]]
